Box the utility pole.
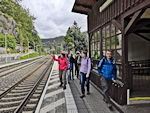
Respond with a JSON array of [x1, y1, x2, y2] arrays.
[[33, 41, 35, 52], [28, 41, 29, 58], [5, 33, 7, 63]]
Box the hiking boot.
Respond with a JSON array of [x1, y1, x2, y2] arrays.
[[80, 94, 85, 98]]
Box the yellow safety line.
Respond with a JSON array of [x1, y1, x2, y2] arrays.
[[130, 97, 150, 100]]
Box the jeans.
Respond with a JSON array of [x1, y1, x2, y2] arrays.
[[59, 70, 67, 87], [100, 76, 112, 104], [80, 72, 90, 94]]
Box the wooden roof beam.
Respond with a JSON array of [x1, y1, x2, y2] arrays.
[[135, 33, 150, 42], [75, 2, 92, 9], [125, 10, 144, 34]]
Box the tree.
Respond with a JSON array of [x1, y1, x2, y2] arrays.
[[0, 0, 42, 53], [56, 46, 62, 54], [64, 21, 88, 52], [0, 33, 16, 50]]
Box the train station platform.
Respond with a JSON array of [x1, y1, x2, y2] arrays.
[[35, 61, 120, 113]]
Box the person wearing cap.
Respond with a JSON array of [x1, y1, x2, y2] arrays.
[[75, 51, 81, 78], [52, 52, 69, 90]]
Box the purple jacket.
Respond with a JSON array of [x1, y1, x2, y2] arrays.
[[80, 57, 91, 75]]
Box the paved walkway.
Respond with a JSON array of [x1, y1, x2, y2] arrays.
[[35, 61, 78, 113], [70, 78, 119, 113], [35, 61, 120, 113]]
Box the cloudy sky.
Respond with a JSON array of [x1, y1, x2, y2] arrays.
[[21, 0, 87, 39]]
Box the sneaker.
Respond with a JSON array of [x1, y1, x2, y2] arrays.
[[80, 94, 85, 98], [107, 103, 112, 108], [59, 83, 62, 87], [63, 86, 66, 90], [87, 91, 90, 95]]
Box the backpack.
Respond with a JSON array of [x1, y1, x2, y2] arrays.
[[87, 58, 93, 71], [98, 58, 105, 71], [98, 57, 115, 72]]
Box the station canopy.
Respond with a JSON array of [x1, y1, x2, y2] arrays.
[[72, 0, 96, 15]]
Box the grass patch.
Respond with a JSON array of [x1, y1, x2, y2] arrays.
[[20, 53, 37, 60]]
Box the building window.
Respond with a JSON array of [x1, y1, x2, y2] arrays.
[[90, 30, 101, 69], [90, 23, 122, 79], [102, 24, 122, 79]]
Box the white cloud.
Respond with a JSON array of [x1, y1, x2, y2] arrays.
[[21, 0, 87, 39]]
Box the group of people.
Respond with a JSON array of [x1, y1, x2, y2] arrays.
[[52, 50, 117, 108]]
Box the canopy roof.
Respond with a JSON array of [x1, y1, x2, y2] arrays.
[[72, 0, 96, 15]]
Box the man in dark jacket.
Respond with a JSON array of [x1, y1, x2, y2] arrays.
[[98, 50, 117, 108], [75, 51, 81, 78], [70, 53, 75, 80]]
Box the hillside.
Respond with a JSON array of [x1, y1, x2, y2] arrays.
[[42, 36, 65, 51]]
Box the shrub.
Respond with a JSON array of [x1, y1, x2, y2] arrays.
[[0, 22, 3, 27]]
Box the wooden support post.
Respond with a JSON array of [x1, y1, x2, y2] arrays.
[[121, 16, 129, 105]]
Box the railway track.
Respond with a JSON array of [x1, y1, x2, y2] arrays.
[[0, 57, 53, 113], [0, 57, 42, 78]]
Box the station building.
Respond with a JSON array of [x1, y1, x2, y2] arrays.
[[72, 0, 150, 105]]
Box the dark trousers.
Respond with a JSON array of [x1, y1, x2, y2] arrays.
[[75, 65, 79, 78], [70, 65, 74, 80], [80, 72, 90, 94], [100, 76, 112, 104], [59, 70, 67, 86]]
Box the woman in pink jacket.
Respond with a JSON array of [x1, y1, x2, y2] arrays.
[[53, 52, 68, 90]]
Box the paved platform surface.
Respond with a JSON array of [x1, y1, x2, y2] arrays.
[[36, 61, 120, 113], [70, 77, 119, 113], [35, 60, 150, 113], [35, 61, 78, 113]]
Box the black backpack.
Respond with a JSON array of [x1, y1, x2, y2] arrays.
[[87, 58, 93, 71], [98, 59, 105, 74], [98, 57, 114, 72]]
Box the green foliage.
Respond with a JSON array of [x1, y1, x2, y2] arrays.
[[0, 0, 42, 52], [0, 33, 16, 49], [6, 34, 17, 49], [64, 21, 88, 52], [0, 22, 3, 27], [10, 49, 17, 53], [0, 34, 5, 47], [56, 46, 62, 54], [20, 53, 37, 60]]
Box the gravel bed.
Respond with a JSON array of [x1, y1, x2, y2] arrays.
[[0, 57, 47, 92]]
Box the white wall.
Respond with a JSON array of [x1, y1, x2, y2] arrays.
[[128, 33, 150, 61]]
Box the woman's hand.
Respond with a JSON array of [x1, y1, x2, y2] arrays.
[[51, 54, 54, 57], [86, 74, 89, 78]]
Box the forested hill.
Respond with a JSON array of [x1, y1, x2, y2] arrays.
[[0, 0, 42, 53], [42, 36, 65, 50]]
